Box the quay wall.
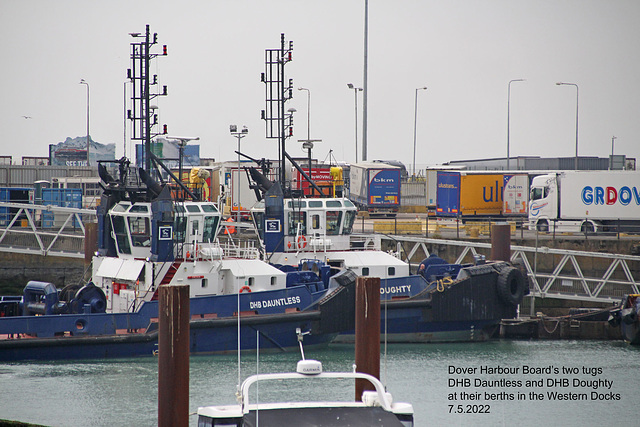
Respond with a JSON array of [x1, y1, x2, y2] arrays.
[[0, 253, 85, 294]]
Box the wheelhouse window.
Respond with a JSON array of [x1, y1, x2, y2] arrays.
[[326, 211, 342, 235], [311, 214, 320, 230], [111, 215, 131, 254], [308, 200, 323, 208], [203, 216, 219, 243], [129, 205, 149, 213], [129, 216, 150, 247], [201, 203, 218, 213], [174, 215, 187, 243], [253, 211, 265, 239], [288, 200, 307, 209], [342, 211, 356, 235], [288, 211, 307, 235]]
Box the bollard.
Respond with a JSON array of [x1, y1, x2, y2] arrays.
[[355, 276, 381, 401], [490, 222, 511, 262], [158, 284, 190, 427]]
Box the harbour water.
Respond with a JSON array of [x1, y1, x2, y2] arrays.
[[0, 340, 638, 426]]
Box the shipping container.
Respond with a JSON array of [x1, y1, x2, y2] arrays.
[[40, 188, 83, 228], [0, 187, 31, 226]]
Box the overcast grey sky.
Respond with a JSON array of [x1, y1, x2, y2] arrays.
[[1, 0, 639, 171]]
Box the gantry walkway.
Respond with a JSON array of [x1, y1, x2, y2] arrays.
[[0, 202, 95, 258], [382, 235, 639, 304]]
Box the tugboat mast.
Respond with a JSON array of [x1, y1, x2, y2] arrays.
[[128, 24, 168, 175]]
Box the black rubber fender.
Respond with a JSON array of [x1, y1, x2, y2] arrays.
[[622, 309, 637, 325], [496, 267, 525, 306]]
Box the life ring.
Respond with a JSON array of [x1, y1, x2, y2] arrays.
[[239, 286, 252, 293], [496, 267, 525, 306], [297, 235, 307, 249]]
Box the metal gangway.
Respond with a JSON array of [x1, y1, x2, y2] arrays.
[[0, 202, 96, 258], [385, 235, 639, 304]]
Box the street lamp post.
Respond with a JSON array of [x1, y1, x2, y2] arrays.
[[79, 79, 90, 166], [230, 125, 248, 223], [297, 87, 321, 196], [556, 82, 579, 170], [507, 79, 525, 170], [166, 137, 200, 200], [412, 86, 427, 178], [298, 87, 310, 145], [298, 87, 312, 173], [347, 83, 363, 163], [610, 135, 617, 170]]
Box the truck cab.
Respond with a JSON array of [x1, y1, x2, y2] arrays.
[[528, 174, 557, 231]]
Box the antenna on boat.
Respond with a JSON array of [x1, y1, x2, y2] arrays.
[[236, 281, 242, 403], [382, 278, 389, 389], [296, 327, 310, 360]]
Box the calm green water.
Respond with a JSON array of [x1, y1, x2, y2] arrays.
[[0, 340, 638, 427]]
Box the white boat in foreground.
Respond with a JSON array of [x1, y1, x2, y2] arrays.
[[197, 357, 414, 427]]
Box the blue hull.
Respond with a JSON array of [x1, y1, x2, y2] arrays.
[[0, 285, 351, 362], [336, 263, 523, 343]]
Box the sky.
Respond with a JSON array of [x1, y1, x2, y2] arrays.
[[1, 0, 639, 173]]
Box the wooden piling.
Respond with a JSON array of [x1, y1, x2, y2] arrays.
[[355, 276, 381, 401], [83, 222, 97, 266], [158, 284, 190, 427], [490, 222, 511, 262]]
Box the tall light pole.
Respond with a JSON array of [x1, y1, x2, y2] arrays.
[[230, 125, 248, 223], [412, 86, 427, 178], [610, 135, 617, 170], [79, 79, 90, 166], [347, 83, 363, 163], [298, 87, 310, 144], [556, 82, 579, 170], [166, 136, 200, 200], [507, 79, 525, 170], [362, 0, 369, 161], [297, 87, 321, 195]]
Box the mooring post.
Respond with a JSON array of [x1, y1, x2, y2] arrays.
[[355, 276, 381, 401], [158, 284, 190, 427], [490, 222, 511, 262]]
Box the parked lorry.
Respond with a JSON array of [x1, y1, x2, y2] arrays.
[[528, 171, 640, 233], [349, 162, 401, 216], [436, 171, 529, 218]]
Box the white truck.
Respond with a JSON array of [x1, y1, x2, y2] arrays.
[[528, 171, 640, 233]]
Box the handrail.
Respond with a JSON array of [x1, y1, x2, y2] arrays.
[[240, 370, 392, 413]]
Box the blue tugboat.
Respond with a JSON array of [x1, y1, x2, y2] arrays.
[[249, 168, 529, 344], [0, 159, 355, 361]]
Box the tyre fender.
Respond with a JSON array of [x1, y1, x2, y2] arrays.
[[497, 267, 525, 306]]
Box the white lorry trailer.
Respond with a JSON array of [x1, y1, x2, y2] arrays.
[[528, 171, 640, 233]]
